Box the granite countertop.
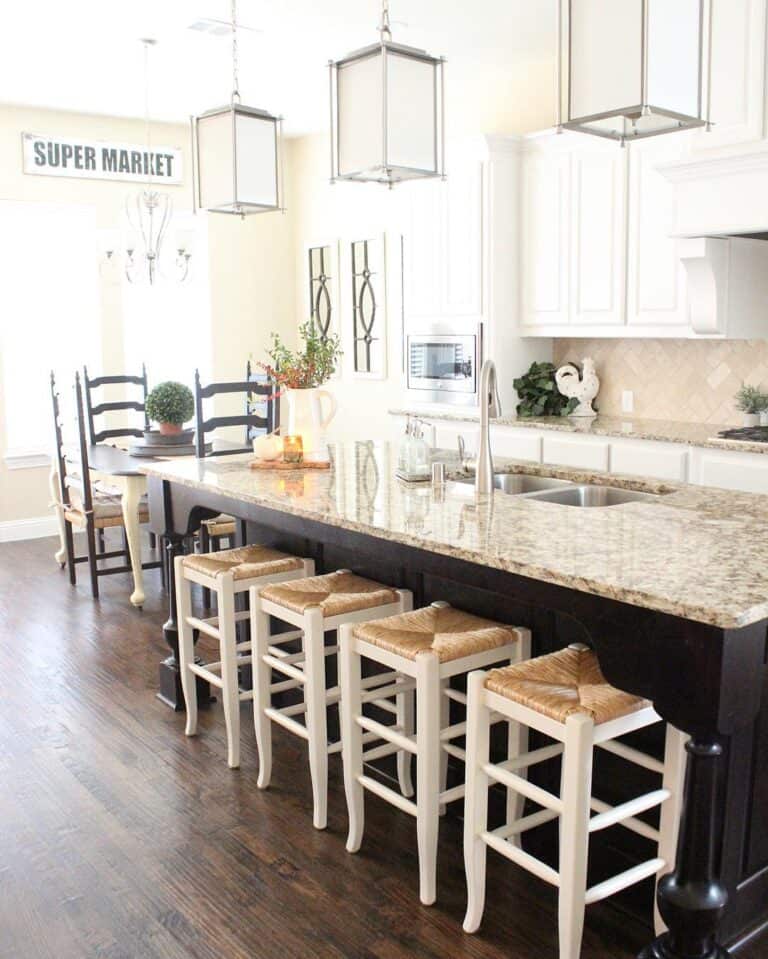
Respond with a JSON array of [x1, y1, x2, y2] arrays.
[[138, 442, 768, 630], [389, 408, 768, 455]]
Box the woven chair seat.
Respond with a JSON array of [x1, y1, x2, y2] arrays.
[[485, 644, 649, 725], [260, 570, 398, 618], [182, 544, 304, 582], [64, 487, 149, 529], [201, 514, 237, 537], [353, 603, 520, 663]]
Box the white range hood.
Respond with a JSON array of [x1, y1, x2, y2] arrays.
[[660, 148, 768, 337]]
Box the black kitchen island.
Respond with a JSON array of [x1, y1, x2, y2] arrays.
[[140, 442, 768, 959]]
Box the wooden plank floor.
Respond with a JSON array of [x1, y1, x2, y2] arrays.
[[1, 536, 765, 959]]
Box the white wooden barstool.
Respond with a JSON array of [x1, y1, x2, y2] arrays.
[[462, 643, 688, 959], [251, 570, 412, 831], [174, 544, 314, 769], [339, 601, 531, 906]]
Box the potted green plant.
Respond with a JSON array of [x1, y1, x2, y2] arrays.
[[145, 381, 195, 436], [734, 383, 768, 427], [260, 321, 343, 460], [513, 361, 579, 418]]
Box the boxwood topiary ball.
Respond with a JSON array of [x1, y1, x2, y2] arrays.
[[146, 381, 194, 426]]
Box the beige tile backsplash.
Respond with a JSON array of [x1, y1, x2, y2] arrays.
[[552, 339, 768, 426]]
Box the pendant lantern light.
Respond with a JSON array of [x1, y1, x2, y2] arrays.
[[328, 0, 446, 187], [193, 0, 284, 215], [558, 0, 711, 145]]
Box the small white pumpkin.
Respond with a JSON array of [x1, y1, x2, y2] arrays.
[[253, 432, 283, 461]]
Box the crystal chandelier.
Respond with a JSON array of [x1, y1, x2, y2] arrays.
[[193, 0, 284, 216], [328, 0, 446, 187], [122, 38, 191, 284]]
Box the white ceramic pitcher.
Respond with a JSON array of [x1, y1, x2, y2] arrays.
[[284, 387, 337, 462]]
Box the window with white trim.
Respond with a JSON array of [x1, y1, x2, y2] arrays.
[[0, 201, 101, 465]]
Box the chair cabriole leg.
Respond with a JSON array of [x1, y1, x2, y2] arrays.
[[175, 557, 198, 736]]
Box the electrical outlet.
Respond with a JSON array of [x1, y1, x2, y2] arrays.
[[621, 390, 634, 414]]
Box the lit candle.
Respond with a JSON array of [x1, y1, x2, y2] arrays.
[[283, 435, 303, 464]]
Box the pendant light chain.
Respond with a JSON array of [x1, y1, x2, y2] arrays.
[[379, 0, 392, 41], [143, 39, 153, 188], [231, 0, 241, 103]]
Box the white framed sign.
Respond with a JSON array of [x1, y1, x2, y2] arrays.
[[22, 132, 183, 184]]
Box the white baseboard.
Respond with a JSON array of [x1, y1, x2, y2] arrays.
[[0, 514, 60, 543]]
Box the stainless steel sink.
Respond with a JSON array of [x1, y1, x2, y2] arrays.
[[453, 473, 574, 494], [527, 485, 661, 507]]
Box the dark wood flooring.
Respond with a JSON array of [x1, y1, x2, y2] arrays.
[[1, 535, 766, 959]]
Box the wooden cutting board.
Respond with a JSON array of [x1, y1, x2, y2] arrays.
[[249, 459, 331, 471]]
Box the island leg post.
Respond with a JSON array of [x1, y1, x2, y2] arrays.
[[639, 737, 729, 959], [158, 533, 213, 711]]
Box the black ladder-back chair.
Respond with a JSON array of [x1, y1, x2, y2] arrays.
[[193, 364, 279, 606], [50, 371, 161, 600], [83, 364, 149, 445], [83, 364, 156, 549]]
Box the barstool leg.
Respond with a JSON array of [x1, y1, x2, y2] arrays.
[[415, 650, 441, 906], [506, 633, 531, 844], [251, 594, 273, 790], [304, 607, 329, 830], [396, 687, 415, 799], [463, 671, 491, 934], [174, 557, 198, 736], [340, 624, 365, 852], [558, 714, 593, 959], [218, 573, 241, 769], [654, 724, 689, 936], [438, 677, 450, 816]]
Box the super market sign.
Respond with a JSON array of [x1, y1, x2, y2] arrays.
[[22, 132, 183, 184]]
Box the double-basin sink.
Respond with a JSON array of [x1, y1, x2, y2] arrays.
[[453, 472, 664, 508]]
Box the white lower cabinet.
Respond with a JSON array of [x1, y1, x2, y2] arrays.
[[542, 435, 610, 472], [490, 426, 542, 463], [609, 439, 689, 483], [689, 448, 768, 494]]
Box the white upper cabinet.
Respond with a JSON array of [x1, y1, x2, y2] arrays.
[[570, 144, 626, 328], [626, 137, 689, 333], [691, 0, 767, 152], [521, 142, 571, 329], [402, 155, 483, 323]]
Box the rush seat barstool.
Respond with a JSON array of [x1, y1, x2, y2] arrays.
[[175, 544, 314, 769], [462, 643, 688, 959], [339, 601, 531, 905], [250, 570, 412, 830]]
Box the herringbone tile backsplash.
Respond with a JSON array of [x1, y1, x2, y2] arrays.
[[553, 339, 768, 426]]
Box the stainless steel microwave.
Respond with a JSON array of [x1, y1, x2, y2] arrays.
[[406, 326, 480, 406]]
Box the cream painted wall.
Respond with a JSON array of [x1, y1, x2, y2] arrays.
[[0, 104, 296, 528]]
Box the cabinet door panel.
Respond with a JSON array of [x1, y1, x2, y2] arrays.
[[571, 148, 626, 327], [443, 160, 483, 317], [542, 435, 610, 471], [610, 440, 689, 482], [692, 450, 768, 493], [521, 152, 570, 327], [403, 180, 441, 319], [626, 139, 688, 330], [692, 0, 766, 151], [490, 427, 542, 463]]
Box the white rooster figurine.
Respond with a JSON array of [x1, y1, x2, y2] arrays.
[[555, 358, 600, 418]]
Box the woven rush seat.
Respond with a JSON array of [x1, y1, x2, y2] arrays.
[[64, 490, 149, 529], [182, 544, 304, 581], [353, 603, 520, 663], [201, 514, 237, 537], [485, 643, 649, 725], [260, 570, 399, 617]]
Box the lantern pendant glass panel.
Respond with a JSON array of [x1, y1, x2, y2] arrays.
[[333, 41, 445, 186], [196, 104, 280, 215], [563, 0, 706, 143]]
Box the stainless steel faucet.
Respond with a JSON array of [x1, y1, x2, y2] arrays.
[[476, 359, 501, 494]]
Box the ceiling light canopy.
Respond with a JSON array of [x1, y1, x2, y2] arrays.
[[328, 0, 446, 187], [193, 0, 284, 216], [558, 0, 709, 145]]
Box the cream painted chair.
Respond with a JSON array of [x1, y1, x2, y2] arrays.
[[339, 601, 530, 905], [250, 570, 412, 831], [175, 544, 314, 769], [462, 643, 688, 959]]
